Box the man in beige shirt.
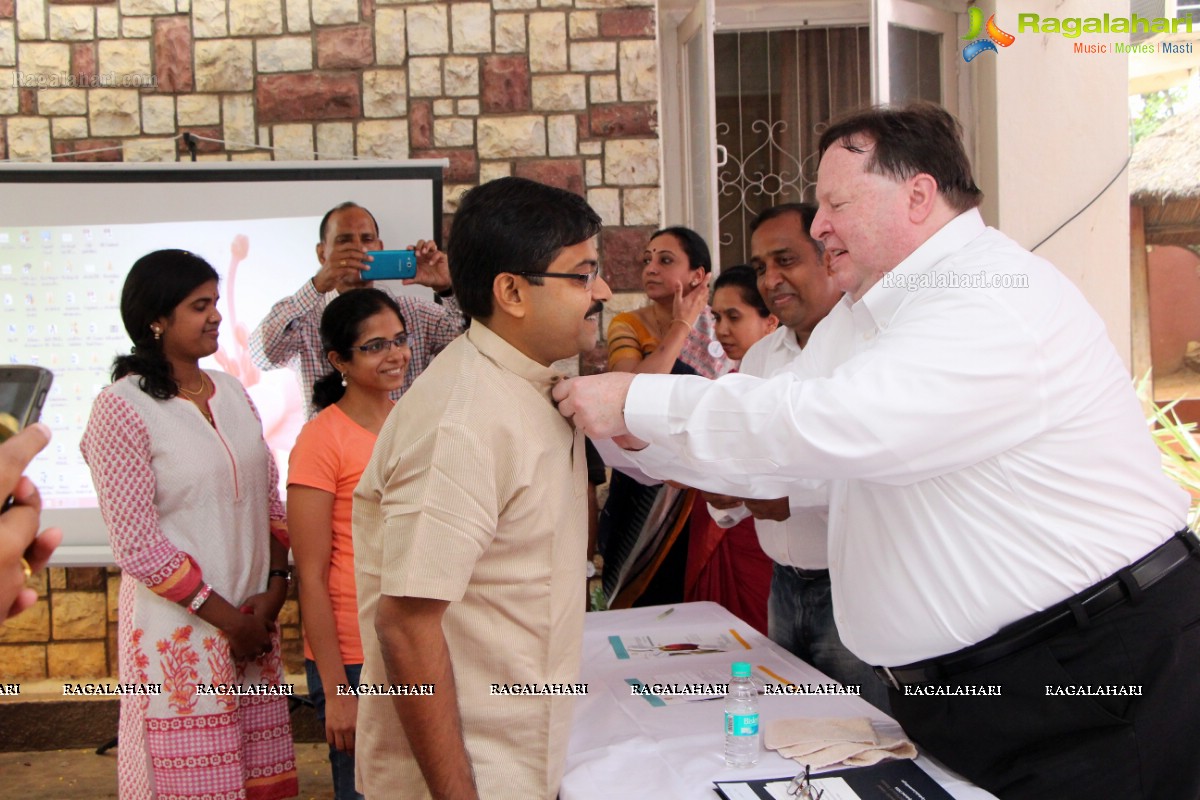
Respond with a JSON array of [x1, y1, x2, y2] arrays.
[[353, 177, 612, 800]]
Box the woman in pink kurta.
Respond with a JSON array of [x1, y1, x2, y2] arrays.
[[81, 250, 298, 800]]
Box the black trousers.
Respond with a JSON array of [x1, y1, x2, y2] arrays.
[[888, 555, 1200, 800]]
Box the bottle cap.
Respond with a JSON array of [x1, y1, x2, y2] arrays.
[[731, 662, 751, 678]]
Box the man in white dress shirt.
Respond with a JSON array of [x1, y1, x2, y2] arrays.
[[553, 104, 1199, 799], [706, 203, 887, 712]]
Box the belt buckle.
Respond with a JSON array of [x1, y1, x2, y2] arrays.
[[877, 666, 901, 691]]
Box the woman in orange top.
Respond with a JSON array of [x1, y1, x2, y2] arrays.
[[288, 289, 410, 800]]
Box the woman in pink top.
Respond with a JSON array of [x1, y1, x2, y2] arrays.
[[288, 289, 410, 800], [81, 250, 296, 800]]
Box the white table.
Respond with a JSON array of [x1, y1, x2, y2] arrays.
[[562, 602, 997, 800]]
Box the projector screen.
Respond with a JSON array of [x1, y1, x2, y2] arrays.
[[0, 160, 445, 565]]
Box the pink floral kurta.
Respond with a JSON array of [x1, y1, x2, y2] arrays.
[[82, 371, 297, 800]]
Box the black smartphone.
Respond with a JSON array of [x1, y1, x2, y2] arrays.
[[0, 366, 53, 444], [0, 366, 53, 512], [360, 249, 418, 281]]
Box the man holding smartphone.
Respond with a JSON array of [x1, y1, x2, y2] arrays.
[[249, 202, 467, 418]]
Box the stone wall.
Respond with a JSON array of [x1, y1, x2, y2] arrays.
[[0, 0, 662, 298], [1, 0, 661, 681], [0, 566, 304, 680]]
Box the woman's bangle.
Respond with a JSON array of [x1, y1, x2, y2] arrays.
[[188, 584, 213, 615], [669, 318, 691, 331]]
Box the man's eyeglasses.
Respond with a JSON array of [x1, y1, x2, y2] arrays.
[[787, 765, 825, 800], [354, 334, 409, 354], [513, 266, 603, 291]]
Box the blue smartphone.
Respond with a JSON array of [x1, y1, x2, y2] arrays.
[[360, 249, 417, 281]]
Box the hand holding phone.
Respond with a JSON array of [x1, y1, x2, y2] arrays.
[[0, 423, 62, 621], [360, 250, 418, 282], [0, 366, 53, 445], [0, 366, 53, 514]]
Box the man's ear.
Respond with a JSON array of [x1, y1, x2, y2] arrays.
[[907, 173, 939, 224], [315, 241, 327, 267], [491, 273, 528, 320]]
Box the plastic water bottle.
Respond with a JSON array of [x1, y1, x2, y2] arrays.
[[724, 661, 760, 767]]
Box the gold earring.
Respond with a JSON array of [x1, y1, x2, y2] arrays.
[[151, 326, 161, 340]]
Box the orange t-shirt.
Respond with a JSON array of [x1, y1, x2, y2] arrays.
[[288, 404, 380, 664]]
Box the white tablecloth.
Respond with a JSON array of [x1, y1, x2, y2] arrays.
[[562, 602, 997, 799]]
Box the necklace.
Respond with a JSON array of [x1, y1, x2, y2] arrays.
[[178, 372, 208, 398], [194, 403, 214, 426], [177, 373, 214, 427], [649, 304, 673, 339]]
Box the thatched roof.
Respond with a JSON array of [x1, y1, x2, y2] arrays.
[[1130, 105, 1200, 245]]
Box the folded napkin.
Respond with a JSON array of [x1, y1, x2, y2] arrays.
[[764, 717, 917, 770]]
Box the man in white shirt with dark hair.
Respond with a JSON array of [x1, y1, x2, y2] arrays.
[[553, 103, 1199, 800]]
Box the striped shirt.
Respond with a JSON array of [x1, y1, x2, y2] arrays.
[[248, 278, 466, 419]]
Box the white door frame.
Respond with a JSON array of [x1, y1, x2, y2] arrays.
[[660, 0, 720, 256], [658, 0, 970, 267]]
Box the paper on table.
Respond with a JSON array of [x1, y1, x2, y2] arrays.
[[715, 760, 959, 800], [607, 628, 753, 660], [714, 777, 858, 800], [767, 777, 858, 800], [715, 782, 770, 800]]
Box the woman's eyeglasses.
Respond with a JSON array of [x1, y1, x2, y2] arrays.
[[513, 265, 602, 291], [354, 334, 409, 354]]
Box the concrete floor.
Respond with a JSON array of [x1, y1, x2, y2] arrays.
[[0, 742, 336, 800]]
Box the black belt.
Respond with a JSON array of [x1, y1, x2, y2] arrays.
[[781, 565, 830, 580], [874, 528, 1200, 690]]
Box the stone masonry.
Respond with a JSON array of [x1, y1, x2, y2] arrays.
[[0, 0, 661, 284], [0, 566, 304, 681], [1, 0, 661, 681]]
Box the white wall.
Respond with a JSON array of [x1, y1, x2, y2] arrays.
[[974, 0, 1133, 363]]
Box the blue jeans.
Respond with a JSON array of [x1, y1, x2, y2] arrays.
[[768, 563, 891, 714], [305, 659, 365, 800]]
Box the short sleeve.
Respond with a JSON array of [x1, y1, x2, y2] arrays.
[[288, 414, 340, 495], [376, 422, 499, 602], [607, 312, 649, 370]]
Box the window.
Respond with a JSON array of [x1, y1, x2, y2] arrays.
[[888, 26, 942, 105], [713, 26, 870, 265]]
